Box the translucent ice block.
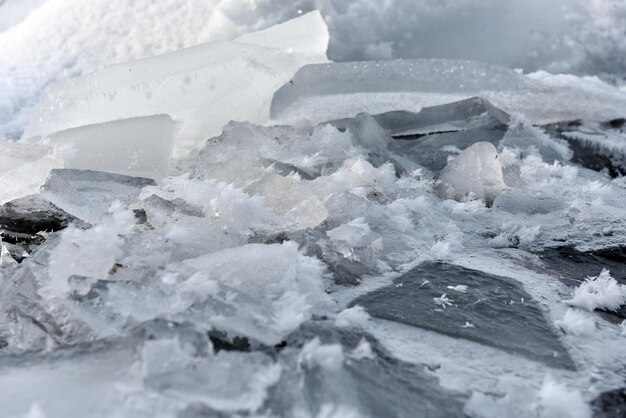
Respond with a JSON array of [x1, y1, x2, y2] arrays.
[[43, 115, 178, 179], [439, 142, 505, 205], [22, 11, 329, 159]]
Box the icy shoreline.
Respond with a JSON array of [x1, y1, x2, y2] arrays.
[[1, 10, 626, 418]]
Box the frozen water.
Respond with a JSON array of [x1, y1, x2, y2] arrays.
[[334, 97, 511, 137], [537, 378, 592, 418], [545, 120, 626, 177], [351, 262, 574, 368], [0, 142, 63, 204], [439, 142, 505, 205], [271, 60, 626, 125], [2, 10, 626, 417], [21, 11, 329, 159], [2, 0, 626, 143], [41, 169, 155, 225], [38, 115, 179, 179]]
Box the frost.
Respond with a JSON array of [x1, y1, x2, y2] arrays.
[[316, 404, 362, 418], [349, 338, 376, 360], [447, 285, 468, 293], [182, 242, 329, 344], [43, 204, 136, 300], [568, 269, 626, 312], [536, 378, 591, 418], [335, 305, 370, 329], [554, 309, 596, 336], [299, 337, 345, 372], [140, 338, 282, 413], [433, 294, 454, 309]]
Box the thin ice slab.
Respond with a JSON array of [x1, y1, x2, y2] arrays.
[[44, 115, 178, 179], [270, 59, 626, 125], [351, 262, 574, 369]]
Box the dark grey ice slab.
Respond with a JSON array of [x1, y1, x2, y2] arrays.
[[0, 195, 82, 235], [351, 262, 574, 369], [270, 59, 528, 120], [331, 97, 510, 137], [388, 126, 506, 171], [265, 322, 469, 418], [543, 120, 626, 178]]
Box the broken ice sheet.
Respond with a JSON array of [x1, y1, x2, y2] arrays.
[[22, 11, 330, 160], [351, 262, 574, 369], [331, 96, 510, 138], [270, 59, 626, 126]]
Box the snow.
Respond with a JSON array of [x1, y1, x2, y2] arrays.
[[568, 269, 626, 312], [554, 309, 596, 336], [439, 142, 505, 205]]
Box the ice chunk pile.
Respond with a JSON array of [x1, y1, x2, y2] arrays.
[[2, 10, 626, 418], [21, 11, 329, 161]]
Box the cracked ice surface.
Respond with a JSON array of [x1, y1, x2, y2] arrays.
[[1, 11, 626, 418]]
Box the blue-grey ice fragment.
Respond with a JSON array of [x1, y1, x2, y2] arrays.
[[351, 262, 574, 369], [41, 169, 156, 224]]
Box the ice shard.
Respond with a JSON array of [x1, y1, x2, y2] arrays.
[[439, 142, 505, 205], [270, 59, 626, 125], [41, 169, 155, 224], [21, 11, 330, 159]]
